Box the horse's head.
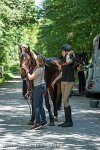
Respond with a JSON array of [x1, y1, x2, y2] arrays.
[[18, 44, 36, 79]]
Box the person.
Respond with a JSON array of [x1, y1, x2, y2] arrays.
[[80, 50, 88, 65], [52, 44, 75, 127], [24, 54, 47, 129], [77, 59, 86, 95]]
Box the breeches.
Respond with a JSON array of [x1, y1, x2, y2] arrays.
[[61, 81, 74, 107]]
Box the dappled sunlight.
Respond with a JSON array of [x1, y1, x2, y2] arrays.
[[0, 105, 28, 111], [0, 88, 21, 93], [73, 108, 100, 115], [0, 76, 100, 149], [7, 80, 22, 83], [80, 109, 100, 114], [0, 126, 100, 149]]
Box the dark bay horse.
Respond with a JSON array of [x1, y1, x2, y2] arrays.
[[18, 44, 36, 124], [18, 44, 62, 125]]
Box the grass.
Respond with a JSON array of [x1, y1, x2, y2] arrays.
[[0, 62, 20, 85], [0, 78, 5, 84], [0, 72, 15, 85]]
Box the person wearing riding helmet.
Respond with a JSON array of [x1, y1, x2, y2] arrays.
[[52, 44, 75, 127]]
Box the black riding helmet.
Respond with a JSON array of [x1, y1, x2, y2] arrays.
[[61, 44, 72, 51]]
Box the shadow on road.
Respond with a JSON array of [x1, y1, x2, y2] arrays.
[[0, 76, 100, 150]]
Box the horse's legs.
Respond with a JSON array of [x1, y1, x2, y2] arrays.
[[56, 81, 62, 111], [49, 86, 58, 118], [44, 89, 55, 126], [28, 96, 35, 125], [22, 80, 27, 98], [27, 83, 35, 125], [31, 97, 35, 121]]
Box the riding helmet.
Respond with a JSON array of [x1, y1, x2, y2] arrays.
[[61, 44, 72, 51]]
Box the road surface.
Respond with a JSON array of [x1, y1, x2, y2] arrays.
[[0, 76, 100, 150]]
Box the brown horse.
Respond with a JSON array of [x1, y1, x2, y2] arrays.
[[18, 44, 62, 125], [18, 44, 36, 124]]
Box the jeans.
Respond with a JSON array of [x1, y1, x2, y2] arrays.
[[33, 83, 46, 124]]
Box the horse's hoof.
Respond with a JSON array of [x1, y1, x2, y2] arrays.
[[28, 120, 34, 125], [49, 122, 55, 126], [54, 116, 58, 122]]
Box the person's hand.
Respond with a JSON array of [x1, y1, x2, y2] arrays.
[[68, 51, 74, 56], [51, 80, 56, 87], [54, 60, 61, 70], [21, 44, 28, 49], [54, 60, 59, 65]]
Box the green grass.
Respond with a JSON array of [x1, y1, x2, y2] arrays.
[[0, 78, 5, 84], [0, 72, 15, 85], [0, 62, 20, 85], [4, 72, 15, 80]]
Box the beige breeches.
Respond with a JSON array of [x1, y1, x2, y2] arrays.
[[61, 81, 74, 107]]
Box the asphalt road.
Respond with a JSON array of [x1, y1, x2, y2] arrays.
[[0, 76, 100, 150]]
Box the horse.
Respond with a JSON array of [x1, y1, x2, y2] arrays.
[[18, 45, 36, 124], [18, 44, 62, 126]]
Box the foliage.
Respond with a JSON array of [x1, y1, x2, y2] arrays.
[[0, 72, 14, 84], [0, 63, 19, 84], [0, 0, 38, 64], [0, 0, 100, 73], [36, 0, 100, 58]]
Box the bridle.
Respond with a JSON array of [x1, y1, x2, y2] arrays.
[[19, 45, 36, 116]]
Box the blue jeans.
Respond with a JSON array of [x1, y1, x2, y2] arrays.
[[33, 83, 46, 124]]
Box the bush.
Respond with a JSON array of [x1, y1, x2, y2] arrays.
[[10, 63, 20, 73], [0, 62, 20, 85]]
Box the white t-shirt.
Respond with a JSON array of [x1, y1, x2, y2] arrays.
[[33, 67, 45, 86]]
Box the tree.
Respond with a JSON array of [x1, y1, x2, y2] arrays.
[[0, 0, 38, 64], [36, 0, 100, 57]]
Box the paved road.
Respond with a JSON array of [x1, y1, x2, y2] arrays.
[[0, 76, 100, 150]]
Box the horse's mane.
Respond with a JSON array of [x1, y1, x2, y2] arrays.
[[45, 57, 61, 72], [19, 44, 61, 75]]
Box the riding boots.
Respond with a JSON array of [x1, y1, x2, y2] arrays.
[[58, 107, 67, 127], [58, 106, 73, 127]]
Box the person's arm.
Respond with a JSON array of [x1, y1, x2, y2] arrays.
[[51, 72, 62, 87], [53, 60, 62, 70], [30, 49, 37, 60], [27, 72, 39, 80], [25, 67, 39, 81], [63, 51, 74, 65]]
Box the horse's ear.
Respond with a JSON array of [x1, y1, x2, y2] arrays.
[[28, 46, 30, 51], [27, 46, 31, 54]]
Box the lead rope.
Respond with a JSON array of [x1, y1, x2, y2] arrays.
[[24, 96, 32, 117], [24, 78, 32, 117]]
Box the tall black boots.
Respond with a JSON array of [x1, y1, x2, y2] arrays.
[[58, 106, 73, 127]]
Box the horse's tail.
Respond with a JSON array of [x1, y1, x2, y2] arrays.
[[56, 94, 62, 111], [53, 85, 62, 110]]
